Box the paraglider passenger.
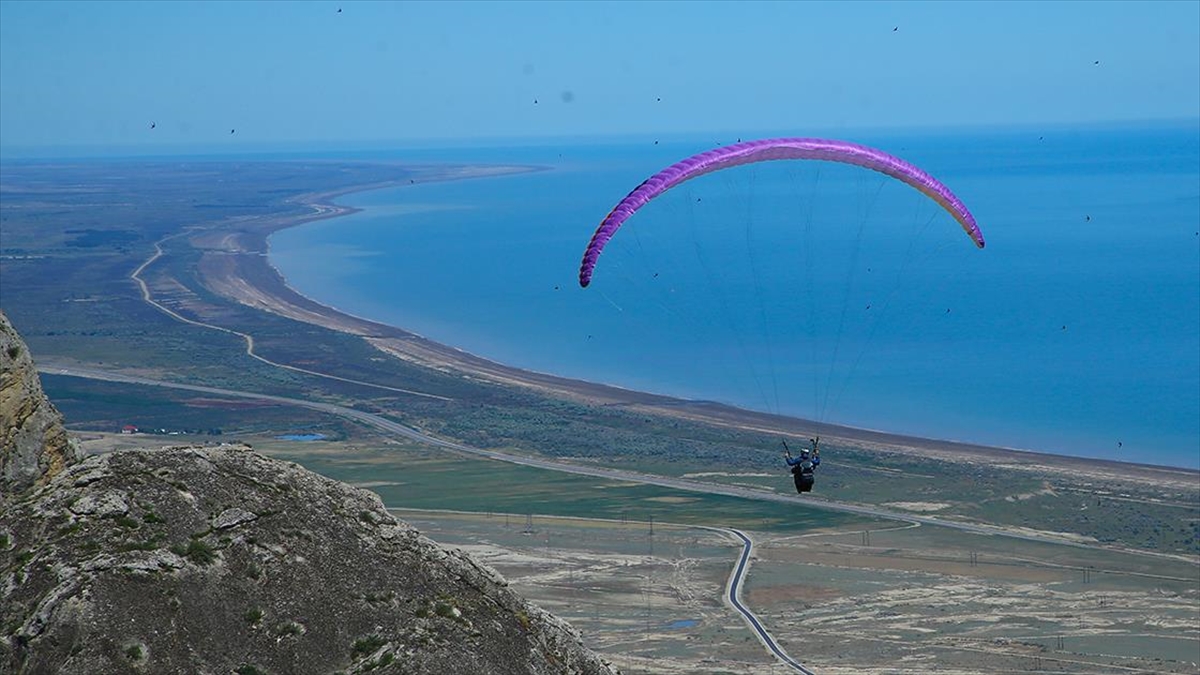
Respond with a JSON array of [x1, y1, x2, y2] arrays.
[[784, 437, 820, 494]]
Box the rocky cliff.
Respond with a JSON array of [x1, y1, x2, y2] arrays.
[[0, 310, 79, 498], [0, 313, 617, 675]]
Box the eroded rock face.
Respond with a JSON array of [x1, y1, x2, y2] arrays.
[[0, 445, 619, 675], [0, 309, 79, 498]]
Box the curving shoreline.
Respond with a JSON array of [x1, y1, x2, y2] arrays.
[[191, 164, 1196, 484]]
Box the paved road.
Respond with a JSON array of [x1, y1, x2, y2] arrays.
[[44, 365, 1166, 554], [721, 528, 814, 674]]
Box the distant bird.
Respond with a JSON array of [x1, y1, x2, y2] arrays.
[[866, 304, 871, 310], [230, 129, 236, 134], [534, 98, 539, 104], [652, 272, 659, 278], [654, 140, 659, 145], [1117, 441, 1122, 448], [337, 7, 342, 12], [696, 197, 702, 202], [1062, 325, 1067, 331], [893, 26, 898, 32], [946, 308, 951, 314], [1093, 60, 1100, 65], [554, 285, 560, 290], [656, 97, 661, 102], [150, 121, 156, 130], [1085, 214, 1091, 221], [410, 179, 415, 184], [1039, 136, 1044, 141]]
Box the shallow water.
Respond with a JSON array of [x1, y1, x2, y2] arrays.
[[275, 433, 328, 442]]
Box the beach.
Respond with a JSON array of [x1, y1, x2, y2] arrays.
[[184, 164, 1197, 489]]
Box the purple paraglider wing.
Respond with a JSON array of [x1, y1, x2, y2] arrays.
[[578, 138, 984, 287]]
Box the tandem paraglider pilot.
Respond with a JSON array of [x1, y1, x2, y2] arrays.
[[784, 437, 821, 493]]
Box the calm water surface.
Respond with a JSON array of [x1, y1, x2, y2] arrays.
[[270, 124, 1200, 468]]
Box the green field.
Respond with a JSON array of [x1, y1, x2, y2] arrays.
[[257, 438, 879, 533]]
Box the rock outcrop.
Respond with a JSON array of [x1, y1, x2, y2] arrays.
[[1, 445, 618, 674], [0, 314, 617, 674], [0, 309, 79, 499]]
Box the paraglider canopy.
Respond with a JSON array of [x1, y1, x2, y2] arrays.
[[579, 137, 984, 288]]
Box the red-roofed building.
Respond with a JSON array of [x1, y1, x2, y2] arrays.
[[121, 424, 138, 434]]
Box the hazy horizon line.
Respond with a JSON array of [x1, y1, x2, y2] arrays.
[[3, 116, 1197, 162]]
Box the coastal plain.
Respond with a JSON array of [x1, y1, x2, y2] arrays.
[[3, 159, 1198, 674]]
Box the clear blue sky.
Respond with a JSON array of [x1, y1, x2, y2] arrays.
[[1, 0, 1197, 153]]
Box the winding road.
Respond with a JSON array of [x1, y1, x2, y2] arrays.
[[720, 528, 814, 674], [130, 235, 450, 402]]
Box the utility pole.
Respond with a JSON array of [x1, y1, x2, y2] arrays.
[[648, 516, 655, 558]]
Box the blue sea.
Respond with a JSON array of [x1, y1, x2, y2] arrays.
[[269, 123, 1200, 469]]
